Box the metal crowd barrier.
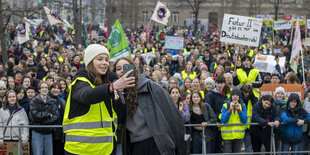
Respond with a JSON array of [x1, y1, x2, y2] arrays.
[[185, 123, 310, 155], [1, 124, 310, 155]]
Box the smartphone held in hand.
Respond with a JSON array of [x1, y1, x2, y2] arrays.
[[123, 64, 135, 78]]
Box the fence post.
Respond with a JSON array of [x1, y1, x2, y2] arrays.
[[270, 126, 276, 155], [202, 127, 206, 155], [18, 127, 21, 155]]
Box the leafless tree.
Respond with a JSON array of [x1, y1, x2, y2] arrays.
[[186, 0, 204, 36]]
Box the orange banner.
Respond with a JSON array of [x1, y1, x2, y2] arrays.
[[0, 142, 29, 155], [259, 84, 304, 101]]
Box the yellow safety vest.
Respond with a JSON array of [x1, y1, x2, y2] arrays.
[[181, 70, 196, 80], [63, 77, 118, 155], [236, 68, 260, 98], [214, 62, 234, 71], [245, 49, 254, 58], [58, 57, 64, 63], [220, 103, 246, 140], [140, 48, 155, 53], [245, 100, 252, 129], [184, 48, 188, 53], [186, 89, 204, 99]]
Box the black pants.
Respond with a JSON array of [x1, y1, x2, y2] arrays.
[[251, 133, 271, 153], [53, 139, 64, 155], [212, 129, 223, 153], [132, 138, 160, 155]]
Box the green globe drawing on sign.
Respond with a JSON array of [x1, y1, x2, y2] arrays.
[[109, 28, 122, 48]]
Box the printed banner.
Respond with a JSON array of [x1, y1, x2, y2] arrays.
[[165, 36, 184, 50], [220, 14, 262, 47], [254, 54, 285, 73], [141, 52, 156, 65], [107, 19, 130, 60], [0, 142, 30, 155], [274, 21, 292, 30], [17, 19, 30, 44], [259, 84, 304, 101], [290, 21, 302, 73], [151, 1, 171, 25]]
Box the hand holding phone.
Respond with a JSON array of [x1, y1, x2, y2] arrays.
[[123, 64, 135, 78]]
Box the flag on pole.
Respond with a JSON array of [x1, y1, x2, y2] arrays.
[[44, 6, 72, 28], [105, 24, 108, 38], [151, 1, 171, 25], [290, 21, 302, 73], [107, 19, 130, 60], [17, 18, 30, 44], [88, 24, 92, 41], [146, 25, 151, 41]]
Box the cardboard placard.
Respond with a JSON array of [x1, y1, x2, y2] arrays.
[[0, 142, 30, 155]]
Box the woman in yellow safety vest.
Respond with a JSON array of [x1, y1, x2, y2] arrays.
[[220, 88, 247, 153], [233, 55, 263, 98], [181, 61, 197, 80], [63, 44, 135, 155]]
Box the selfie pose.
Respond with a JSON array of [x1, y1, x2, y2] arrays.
[[113, 57, 185, 155], [63, 44, 135, 155]]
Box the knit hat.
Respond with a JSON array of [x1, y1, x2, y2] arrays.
[[0, 80, 6, 89], [84, 44, 110, 67], [200, 64, 208, 71], [274, 86, 286, 96], [271, 72, 281, 78], [231, 88, 242, 97], [204, 77, 215, 88]]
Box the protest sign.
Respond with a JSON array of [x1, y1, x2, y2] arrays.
[[254, 54, 285, 73], [0, 142, 30, 155], [165, 36, 184, 50], [290, 21, 302, 73], [307, 19, 310, 29], [274, 21, 292, 30], [259, 84, 304, 101], [141, 52, 156, 65], [220, 14, 262, 47]]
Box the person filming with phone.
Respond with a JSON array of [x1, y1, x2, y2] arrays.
[[63, 44, 135, 155], [113, 57, 185, 155]]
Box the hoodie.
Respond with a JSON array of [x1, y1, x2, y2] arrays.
[[204, 88, 227, 122], [281, 93, 310, 144]]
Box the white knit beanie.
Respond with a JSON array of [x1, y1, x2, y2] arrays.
[[205, 77, 215, 88], [274, 86, 286, 96], [0, 80, 6, 89], [84, 44, 110, 67]]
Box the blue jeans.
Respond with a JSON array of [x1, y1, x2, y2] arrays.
[[300, 132, 308, 155], [192, 130, 213, 153], [31, 130, 53, 155], [281, 141, 300, 155], [242, 131, 252, 152]]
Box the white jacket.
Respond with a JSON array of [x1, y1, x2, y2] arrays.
[[0, 108, 29, 142]]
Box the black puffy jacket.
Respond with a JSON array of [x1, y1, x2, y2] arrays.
[[29, 94, 60, 134]]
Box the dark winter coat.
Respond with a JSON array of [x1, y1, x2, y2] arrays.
[[29, 94, 60, 134], [251, 100, 281, 138], [51, 95, 66, 141], [122, 73, 185, 155], [204, 88, 227, 122], [281, 93, 310, 144]]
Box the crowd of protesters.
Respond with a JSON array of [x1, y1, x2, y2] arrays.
[[0, 21, 310, 155]]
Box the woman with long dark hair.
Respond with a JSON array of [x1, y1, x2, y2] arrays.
[[113, 57, 184, 155], [62, 44, 135, 155]]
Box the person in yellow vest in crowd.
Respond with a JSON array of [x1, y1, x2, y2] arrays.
[[220, 88, 247, 153], [233, 55, 263, 98], [240, 84, 258, 152], [63, 44, 136, 155], [181, 61, 196, 80], [140, 42, 155, 53], [245, 46, 254, 58], [227, 45, 237, 60]]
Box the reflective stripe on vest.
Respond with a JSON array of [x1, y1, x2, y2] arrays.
[[220, 103, 245, 140], [63, 77, 117, 155], [245, 100, 252, 129], [236, 68, 260, 98], [66, 135, 113, 143], [181, 70, 196, 80]]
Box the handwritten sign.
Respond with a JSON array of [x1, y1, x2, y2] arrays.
[[274, 21, 292, 30], [307, 19, 310, 29], [220, 14, 262, 47], [165, 36, 184, 50], [141, 52, 156, 65], [260, 84, 304, 101], [254, 54, 285, 73]]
